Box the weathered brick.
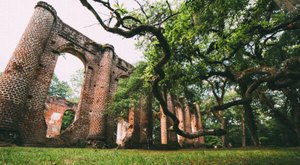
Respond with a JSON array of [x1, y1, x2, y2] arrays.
[[0, 1, 133, 146]]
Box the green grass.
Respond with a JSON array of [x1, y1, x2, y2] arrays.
[[0, 147, 299, 165]]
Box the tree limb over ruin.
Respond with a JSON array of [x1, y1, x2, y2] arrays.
[[80, 0, 226, 138]]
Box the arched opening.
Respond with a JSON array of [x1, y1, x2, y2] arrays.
[[61, 109, 76, 132], [48, 53, 85, 103], [45, 52, 85, 138]]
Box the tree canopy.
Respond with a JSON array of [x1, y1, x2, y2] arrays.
[[80, 0, 300, 146], [48, 74, 72, 98]]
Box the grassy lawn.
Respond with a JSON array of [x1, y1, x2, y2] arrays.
[[0, 147, 299, 165]]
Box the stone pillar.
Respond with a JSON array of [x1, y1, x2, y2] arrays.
[[139, 92, 153, 148], [21, 49, 58, 146], [195, 103, 204, 144], [88, 45, 114, 140], [175, 100, 184, 146], [0, 2, 56, 144], [123, 106, 141, 148], [160, 105, 168, 144], [116, 118, 127, 146], [191, 112, 198, 147], [127, 106, 135, 141], [166, 93, 178, 146], [183, 98, 193, 146], [60, 64, 95, 143], [106, 75, 118, 146]]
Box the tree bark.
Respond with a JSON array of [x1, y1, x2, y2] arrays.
[[241, 110, 246, 147], [283, 89, 300, 146], [240, 83, 260, 146], [243, 102, 260, 146]]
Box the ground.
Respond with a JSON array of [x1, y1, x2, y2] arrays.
[[1, 147, 300, 164]]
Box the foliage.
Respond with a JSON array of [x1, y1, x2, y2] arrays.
[[138, 0, 300, 146], [1, 147, 300, 164], [69, 68, 84, 101], [48, 69, 84, 103], [108, 61, 149, 117], [61, 110, 75, 131], [48, 74, 72, 98], [81, 0, 300, 145]]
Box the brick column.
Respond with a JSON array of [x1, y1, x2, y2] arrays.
[[88, 46, 114, 140], [106, 75, 118, 146], [116, 118, 127, 146], [175, 100, 185, 146], [183, 97, 193, 146], [166, 93, 178, 146], [195, 103, 204, 145], [160, 105, 167, 144], [0, 2, 56, 144], [139, 91, 152, 148]]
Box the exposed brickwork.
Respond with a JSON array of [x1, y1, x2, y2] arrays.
[[44, 97, 77, 139], [88, 48, 114, 140], [0, 1, 133, 146], [0, 3, 56, 144], [166, 93, 178, 146]]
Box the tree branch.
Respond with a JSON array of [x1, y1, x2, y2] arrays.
[[211, 99, 251, 111], [80, 0, 226, 138]]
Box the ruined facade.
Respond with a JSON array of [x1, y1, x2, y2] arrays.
[[0, 1, 133, 146], [44, 96, 78, 139], [116, 95, 205, 148]]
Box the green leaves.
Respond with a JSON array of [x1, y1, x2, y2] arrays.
[[61, 110, 75, 131], [113, 3, 128, 16], [48, 74, 72, 99], [109, 62, 150, 117]]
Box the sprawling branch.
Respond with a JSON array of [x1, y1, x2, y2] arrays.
[[211, 56, 300, 112], [211, 99, 251, 111], [80, 0, 225, 138]]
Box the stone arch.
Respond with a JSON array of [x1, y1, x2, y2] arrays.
[[0, 1, 133, 146], [57, 44, 88, 66]]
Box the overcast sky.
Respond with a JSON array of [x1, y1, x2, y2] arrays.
[[0, 0, 143, 81]]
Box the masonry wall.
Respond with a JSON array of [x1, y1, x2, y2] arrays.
[[44, 97, 78, 138], [0, 1, 133, 146], [0, 3, 56, 144], [88, 48, 114, 140]]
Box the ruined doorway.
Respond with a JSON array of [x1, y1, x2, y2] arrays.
[[45, 52, 84, 139]]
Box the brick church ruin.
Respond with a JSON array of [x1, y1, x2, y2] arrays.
[[0, 1, 133, 146], [0, 1, 206, 148]]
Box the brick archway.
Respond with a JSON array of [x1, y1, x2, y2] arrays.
[[0, 1, 133, 146], [44, 97, 77, 139]]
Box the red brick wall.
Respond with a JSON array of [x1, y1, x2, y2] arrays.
[[0, 1, 133, 146], [44, 97, 77, 138]]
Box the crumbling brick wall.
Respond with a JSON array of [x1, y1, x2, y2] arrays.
[[44, 96, 78, 138], [0, 1, 133, 146]]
